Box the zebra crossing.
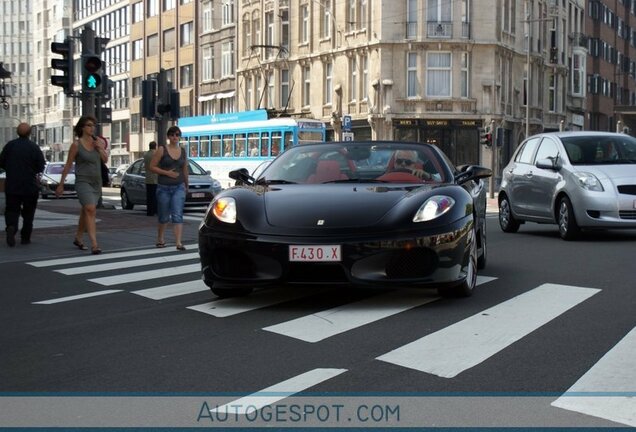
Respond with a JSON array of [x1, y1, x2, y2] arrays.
[[26, 245, 636, 427]]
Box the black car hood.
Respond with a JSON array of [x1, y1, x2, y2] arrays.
[[263, 184, 434, 228]]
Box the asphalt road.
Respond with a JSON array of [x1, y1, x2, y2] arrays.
[[0, 203, 635, 428]]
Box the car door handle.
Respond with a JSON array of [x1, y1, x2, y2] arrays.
[[525, 172, 533, 178]]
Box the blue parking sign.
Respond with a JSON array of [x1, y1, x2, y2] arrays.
[[342, 115, 352, 131]]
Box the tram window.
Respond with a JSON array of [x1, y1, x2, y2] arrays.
[[235, 133, 247, 157], [248, 133, 260, 157], [200, 136, 210, 157], [262, 132, 271, 156], [211, 135, 222, 157], [272, 131, 282, 155], [283, 131, 292, 151], [189, 139, 199, 157], [223, 136, 234, 157], [298, 130, 324, 143]]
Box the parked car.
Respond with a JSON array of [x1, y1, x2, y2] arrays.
[[498, 131, 636, 240], [120, 158, 222, 210], [40, 162, 76, 198], [110, 164, 129, 188], [198, 140, 491, 298]]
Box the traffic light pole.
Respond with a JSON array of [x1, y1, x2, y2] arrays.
[[489, 120, 496, 199], [156, 69, 168, 145]]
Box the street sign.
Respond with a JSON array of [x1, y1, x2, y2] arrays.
[[342, 131, 354, 141], [342, 115, 352, 132]]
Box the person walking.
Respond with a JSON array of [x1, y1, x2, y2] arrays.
[[0, 122, 46, 247], [56, 116, 108, 254], [143, 141, 158, 216], [149, 126, 188, 250]]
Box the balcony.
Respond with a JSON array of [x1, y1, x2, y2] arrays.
[[569, 33, 588, 48], [427, 22, 452, 38]]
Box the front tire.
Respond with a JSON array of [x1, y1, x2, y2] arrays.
[[558, 196, 580, 240], [438, 226, 477, 298], [499, 195, 520, 233], [121, 189, 134, 210]]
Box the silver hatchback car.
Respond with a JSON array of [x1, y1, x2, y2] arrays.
[[498, 131, 636, 240], [120, 158, 222, 210]]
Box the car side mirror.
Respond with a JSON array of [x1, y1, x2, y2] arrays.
[[229, 168, 255, 186], [454, 165, 492, 184], [535, 158, 558, 170]]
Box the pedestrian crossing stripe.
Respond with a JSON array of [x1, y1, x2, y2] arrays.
[[376, 283, 600, 378]]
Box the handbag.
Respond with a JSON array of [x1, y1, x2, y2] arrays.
[[101, 162, 110, 187]]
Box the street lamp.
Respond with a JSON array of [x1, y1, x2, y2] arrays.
[[0, 62, 12, 110]]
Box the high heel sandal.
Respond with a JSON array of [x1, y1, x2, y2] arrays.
[[91, 246, 102, 255], [73, 239, 88, 250]]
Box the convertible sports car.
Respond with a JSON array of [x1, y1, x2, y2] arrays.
[[198, 141, 492, 298]]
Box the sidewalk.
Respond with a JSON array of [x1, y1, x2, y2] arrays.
[[0, 199, 201, 264]]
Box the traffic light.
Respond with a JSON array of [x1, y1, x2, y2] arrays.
[[81, 53, 103, 93], [141, 79, 157, 119], [479, 126, 492, 146], [50, 39, 74, 95]]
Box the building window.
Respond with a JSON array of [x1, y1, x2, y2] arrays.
[[180, 22, 193, 46], [221, 41, 233, 77], [324, 62, 333, 105], [349, 57, 358, 102], [322, 0, 332, 38], [242, 16, 251, 56], [267, 71, 275, 108], [406, 0, 417, 38], [281, 69, 290, 109], [222, 0, 234, 26], [407, 52, 417, 97], [163, 0, 175, 11], [202, 1, 213, 32], [132, 39, 144, 60], [265, 12, 275, 58], [202, 46, 213, 81], [571, 50, 585, 97], [246, 76, 253, 110], [548, 73, 557, 112], [426, 52, 451, 97], [163, 28, 175, 51], [280, 8, 289, 50], [361, 55, 368, 101], [300, 4, 309, 43], [180, 64, 193, 88], [302, 66, 311, 107], [147, 0, 158, 17], [460, 52, 469, 98], [147, 34, 159, 56], [132, 77, 142, 97], [132, 2, 143, 23]]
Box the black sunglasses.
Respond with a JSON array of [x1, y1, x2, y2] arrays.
[[395, 158, 414, 166]]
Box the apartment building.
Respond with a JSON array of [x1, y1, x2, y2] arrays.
[[0, 0, 35, 151], [586, 0, 636, 133], [236, 0, 586, 172]]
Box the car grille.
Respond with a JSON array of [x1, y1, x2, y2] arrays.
[[212, 249, 257, 277], [386, 249, 438, 278], [617, 185, 636, 195], [619, 211, 636, 220], [286, 263, 348, 283], [190, 184, 210, 190]]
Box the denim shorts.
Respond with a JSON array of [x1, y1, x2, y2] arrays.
[[156, 183, 186, 224]]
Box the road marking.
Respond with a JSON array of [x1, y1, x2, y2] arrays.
[[133, 280, 208, 300], [262, 277, 496, 342], [211, 368, 347, 414], [27, 244, 198, 268], [88, 264, 200, 286], [263, 291, 440, 343], [33, 290, 123, 304], [376, 283, 600, 378], [56, 253, 198, 275], [551, 327, 636, 427], [187, 288, 322, 318]]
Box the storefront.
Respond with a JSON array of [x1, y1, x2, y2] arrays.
[[393, 118, 482, 166]]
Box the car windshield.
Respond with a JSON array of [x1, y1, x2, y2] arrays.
[[46, 164, 74, 174], [187, 160, 208, 175], [562, 135, 636, 165], [256, 142, 450, 185]]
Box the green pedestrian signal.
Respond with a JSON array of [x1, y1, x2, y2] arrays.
[[82, 54, 103, 93]]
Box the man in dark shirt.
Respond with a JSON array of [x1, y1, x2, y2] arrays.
[[0, 123, 46, 246]]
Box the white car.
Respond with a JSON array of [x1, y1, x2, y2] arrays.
[[40, 162, 76, 198], [110, 163, 129, 188]]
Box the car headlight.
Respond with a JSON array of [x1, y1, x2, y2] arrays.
[[574, 172, 604, 192], [210, 197, 236, 223], [413, 196, 455, 222], [212, 180, 222, 189]]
